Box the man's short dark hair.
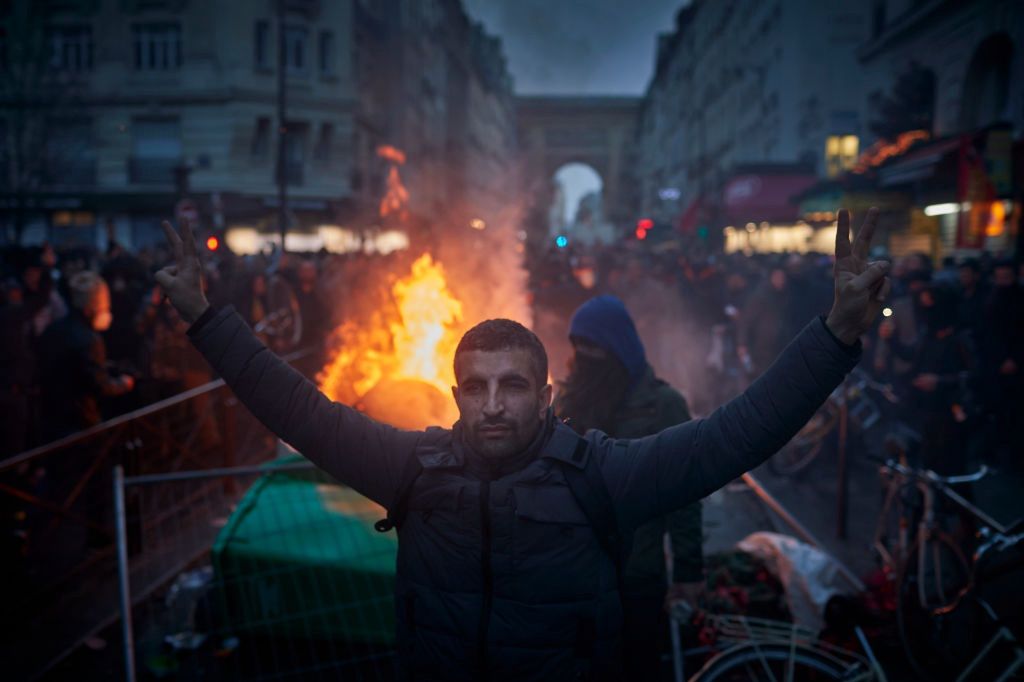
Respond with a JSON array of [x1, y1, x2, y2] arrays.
[[454, 319, 548, 386]]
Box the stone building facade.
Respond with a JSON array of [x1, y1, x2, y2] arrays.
[[1, 0, 517, 252]]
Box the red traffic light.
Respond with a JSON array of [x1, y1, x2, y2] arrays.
[[206, 236, 220, 251], [637, 218, 654, 231], [635, 227, 648, 240]]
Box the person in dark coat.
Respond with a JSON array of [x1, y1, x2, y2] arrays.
[[982, 260, 1024, 471], [738, 265, 808, 376], [154, 210, 891, 681], [37, 271, 135, 440], [879, 283, 978, 475], [554, 294, 702, 680]]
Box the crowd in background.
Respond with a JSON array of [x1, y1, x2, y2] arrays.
[[0, 234, 375, 457], [530, 241, 1024, 477], [2, 231, 1022, 480]]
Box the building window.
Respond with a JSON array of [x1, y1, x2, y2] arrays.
[[825, 134, 859, 178], [313, 122, 333, 162], [284, 25, 308, 75], [45, 118, 96, 185], [251, 117, 271, 158], [318, 31, 334, 75], [130, 118, 182, 184], [49, 25, 93, 71], [254, 20, 272, 70], [133, 23, 182, 71], [277, 122, 307, 185]]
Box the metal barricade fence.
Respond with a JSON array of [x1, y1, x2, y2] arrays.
[[0, 349, 316, 679], [114, 457, 399, 682]]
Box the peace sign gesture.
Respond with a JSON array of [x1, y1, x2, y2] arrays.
[[825, 207, 892, 345], [154, 218, 210, 325]]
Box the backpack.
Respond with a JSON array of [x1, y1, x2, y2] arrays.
[[374, 428, 628, 584]]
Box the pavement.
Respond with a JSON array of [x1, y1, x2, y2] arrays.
[[701, 430, 1024, 586]]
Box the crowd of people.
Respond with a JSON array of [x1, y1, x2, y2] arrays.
[[3, 229, 1021, 477], [529, 241, 1024, 476], [0, 235, 366, 457]]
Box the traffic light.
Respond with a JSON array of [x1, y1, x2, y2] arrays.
[[555, 235, 568, 249], [206, 235, 220, 251], [635, 218, 653, 240]]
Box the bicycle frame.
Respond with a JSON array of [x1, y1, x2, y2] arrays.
[[955, 600, 1024, 682], [873, 460, 996, 606]]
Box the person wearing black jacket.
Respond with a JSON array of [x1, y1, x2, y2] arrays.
[[37, 271, 135, 440], [154, 209, 890, 681], [554, 294, 702, 680]]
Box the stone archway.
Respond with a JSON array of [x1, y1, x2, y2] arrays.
[[517, 96, 641, 231]]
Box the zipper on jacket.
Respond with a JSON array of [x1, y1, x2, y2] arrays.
[[477, 479, 493, 679]]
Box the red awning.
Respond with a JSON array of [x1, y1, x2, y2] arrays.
[[677, 196, 704, 234], [721, 174, 817, 225]]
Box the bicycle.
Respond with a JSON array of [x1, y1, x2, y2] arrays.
[[871, 452, 1024, 679], [684, 614, 884, 681], [903, 518, 1024, 681], [768, 368, 898, 476]]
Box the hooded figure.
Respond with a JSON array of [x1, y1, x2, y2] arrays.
[[555, 295, 703, 679]]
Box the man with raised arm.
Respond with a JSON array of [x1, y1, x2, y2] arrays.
[[155, 209, 890, 681]]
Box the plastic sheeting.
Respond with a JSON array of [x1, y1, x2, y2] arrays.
[[736, 532, 852, 633]]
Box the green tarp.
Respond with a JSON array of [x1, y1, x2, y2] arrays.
[[211, 459, 398, 644]]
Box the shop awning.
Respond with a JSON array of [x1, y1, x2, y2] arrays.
[[676, 196, 705, 234], [722, 173, 817, 225], [877, 137, 961, 186]]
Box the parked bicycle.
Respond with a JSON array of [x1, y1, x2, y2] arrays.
[[681, 613, 884, 682], [871, 452, 1024, 680], [768, 368, 898, 476]]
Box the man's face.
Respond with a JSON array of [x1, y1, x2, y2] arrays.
[[452, 349, 551, 459]]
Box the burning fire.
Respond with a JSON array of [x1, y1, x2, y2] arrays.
[[377, 144, 409, 221], [317, 254, 464, 429]]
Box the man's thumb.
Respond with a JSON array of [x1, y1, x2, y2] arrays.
[[154, 269, 174, 290]]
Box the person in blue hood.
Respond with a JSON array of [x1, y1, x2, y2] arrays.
[[554, 294, 703, 679]]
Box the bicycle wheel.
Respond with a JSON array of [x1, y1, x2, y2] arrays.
[[690, 641, 872, 681], [896, 533, 971, 679], [768, 406, 837, 476]]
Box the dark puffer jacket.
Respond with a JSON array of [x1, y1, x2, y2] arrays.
[[610, 366, 703, 590], [188, 307, 859, 681]]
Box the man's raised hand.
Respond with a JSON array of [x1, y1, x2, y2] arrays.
[[825, 207, 891, 345], [154, 218, 209, 325]]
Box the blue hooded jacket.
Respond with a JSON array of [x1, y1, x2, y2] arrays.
[[569, 295, 647, 384]]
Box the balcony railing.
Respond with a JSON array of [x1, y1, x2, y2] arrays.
[[277, 161, 305, 186], [127, 156, 181, 185], [42, 158, 98, 187]]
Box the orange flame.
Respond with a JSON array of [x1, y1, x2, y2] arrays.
[[380, 165, 410, 220], [318, 254, 463, 429], [376, 145, 406, 165]]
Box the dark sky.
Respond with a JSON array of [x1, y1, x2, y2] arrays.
[[462, 0, 685, 96]]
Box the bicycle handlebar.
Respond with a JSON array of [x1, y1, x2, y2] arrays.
[[878, 458, 990, 486]]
